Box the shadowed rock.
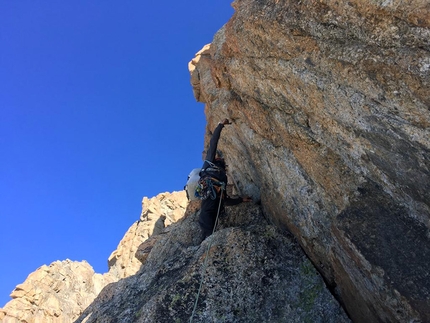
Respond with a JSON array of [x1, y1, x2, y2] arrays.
[[0, 191, 188, 323], [189, 0, 430, 321], [75, 202, 350, 323]]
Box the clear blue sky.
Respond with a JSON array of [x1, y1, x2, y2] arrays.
[[0, 1, 234, 307]]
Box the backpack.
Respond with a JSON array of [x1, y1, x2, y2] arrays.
[[184, 168, 201, 201]]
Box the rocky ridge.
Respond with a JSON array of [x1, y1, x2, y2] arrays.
[[1, 0, 429, 321], [0, 191, 187, 323], [107, 192, 188, 279], [0, 260, 114, 323], [1, 190, 351, 323], [189, 0, 429, 322], [75, 201, 350, 323]]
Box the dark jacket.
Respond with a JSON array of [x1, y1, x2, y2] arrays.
[[200, 123, 228, 183], [198, 123, 243, 236]]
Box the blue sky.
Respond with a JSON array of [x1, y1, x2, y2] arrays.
[[0, 1, 234, 307]]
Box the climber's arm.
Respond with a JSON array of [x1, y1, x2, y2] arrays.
[[202, 119, 231, 168], [205, 123, 224, 163]]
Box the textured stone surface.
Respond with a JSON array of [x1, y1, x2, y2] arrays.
[[0, 260, 114, 323], [108, 191, 188, 279], [2, 0, 429, 321], [75, 202, 350, 323], [0, 191, 188, 323], [189, 0, 429, 322]]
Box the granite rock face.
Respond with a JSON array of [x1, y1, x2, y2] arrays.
[[0, 260, 114, 323], [108, 191, 188, 279], [189, 0, 429, 322], [2, 0, 429, 321], [0, 191, 188, 323], [75, 202, 350, 323]]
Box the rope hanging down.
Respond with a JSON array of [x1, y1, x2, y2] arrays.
[[189, 188, 224, 323]]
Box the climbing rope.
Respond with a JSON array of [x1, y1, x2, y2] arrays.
[[189, 189, 224, 323]]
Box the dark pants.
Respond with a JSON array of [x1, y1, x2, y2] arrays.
[[198, 195, 223, 240]]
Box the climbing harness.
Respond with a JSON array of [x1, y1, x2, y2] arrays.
[[194, 159, 226, 200], [195, 177, 225, 200], [189, 188, 225, 323]]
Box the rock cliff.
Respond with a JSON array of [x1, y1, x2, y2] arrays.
[[1, 0, 429, 322], [75, 202, 349, 323], [107, 192, 188, 279], [0, 260, 114, 323], [2, 190, 351, 322], [0, 191, 188, 323], [189, 0, 429, 322]]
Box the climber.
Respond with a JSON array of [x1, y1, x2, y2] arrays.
[[198, 118, 252, 240]]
